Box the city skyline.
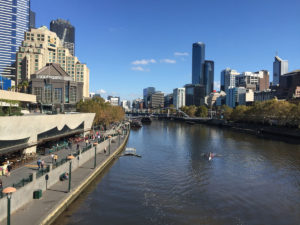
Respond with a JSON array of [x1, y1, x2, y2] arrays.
[[31, 0, 300, 100]]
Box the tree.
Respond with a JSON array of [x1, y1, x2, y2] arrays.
[[195, 106, 208, 117]]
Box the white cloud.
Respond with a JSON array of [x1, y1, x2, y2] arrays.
[[174, 52, 189, 57], [96, 89, 106, 94], [131, 66, 149, 72], [131, 59, 156, 65], [160, 59, 176, 64], [214, 81, 220, 91]]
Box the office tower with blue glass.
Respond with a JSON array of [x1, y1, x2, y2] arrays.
[[273, 55, 288, 86], [191, 42, 214, 96], [0, 0, 30, 89]]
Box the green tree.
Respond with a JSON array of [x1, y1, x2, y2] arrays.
[[195, 105, 208, 117]]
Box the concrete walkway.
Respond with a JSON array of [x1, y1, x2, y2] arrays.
[[0, 128, 128, 225], [0, 127, 119, 189]]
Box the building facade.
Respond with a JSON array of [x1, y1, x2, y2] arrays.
[[143, 87, 155, 108], [185, 84, 206, 106], [238, 89, 254, 105], [29, 9, 35, 28], [107, 96, 120, 106], [15, 26, 89, 97], [0, 0, 30, 85], [278, 70, 300, 99], [254, 89, 277, 102], [226, 87, 246, 108], [164, 93, 173, 108], [173, 88, 185, 109], [204, 60, 214, 96], [192, 42, 205, 85], [29, 63, 83, 112], [50, 19, 75, 56], [273, 56, 288, 86], [235, 70, 269, 91], [150, 92, 164, 108], [221, 68, 240, 92]]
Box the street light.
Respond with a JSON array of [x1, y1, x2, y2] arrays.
[[67, 155, 75, 192], [93, 143, 97, 168], [2, 187, 16, 225]]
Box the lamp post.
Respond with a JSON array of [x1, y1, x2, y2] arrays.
[[67, 155, 75, 192], [2, 187, 16, 225], [94, 143, 97, 169], [108, 136, 111, 155]]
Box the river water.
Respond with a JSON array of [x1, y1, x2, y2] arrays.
[[55, 120, 300, 225]]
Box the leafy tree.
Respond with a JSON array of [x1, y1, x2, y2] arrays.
[[195, 106, 208, 117]]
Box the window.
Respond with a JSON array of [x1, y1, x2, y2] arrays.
[[34, 87, 43, 102], [69, 86, 77, 103], [11, 38, 16, 44], [11, 23, 16, 29], [54, 88, 62, 103], [44, 84, 52, 103], [12, 15, 16, 21], [12, 7, 17, 13], [11, 30, 16, 36], [65, 86, 69, 103]]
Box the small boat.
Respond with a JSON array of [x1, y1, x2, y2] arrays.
[[141, 117, 152, 124], [130, 120, 142, 128], [122, 147, 141, 157]]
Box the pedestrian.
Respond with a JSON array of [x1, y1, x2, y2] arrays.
[[77, 143, 79, 150], [51, 153, 54, 164], [54, 154, 58, 163], [41, 160, 45, 169], [0, 178, 3, 189], [37, 159, 41, 170], [85, 139, 89, 146], [6, 163, 11, 176], [104, 147, 107, 154], [68, 141, 72, 150]]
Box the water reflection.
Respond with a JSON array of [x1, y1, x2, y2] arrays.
[[56, 120, 300, 225]]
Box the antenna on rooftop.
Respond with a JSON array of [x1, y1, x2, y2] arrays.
[[275, 51, 278, 56]]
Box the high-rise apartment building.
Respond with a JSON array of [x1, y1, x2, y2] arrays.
[[185, 84, 206, 106], [0, 0, 30, 86], [221, 68, 240, 92], [50, 19, 75, 56], [173, 88, 185, 109], [273, 56, 288, 86], [192, 42, 214, 96], [15, 26, 89, 97]]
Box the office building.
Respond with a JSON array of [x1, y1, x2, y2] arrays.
[[221, 68, 240, 92], [192, 42, 205, 85], [239, 89, 254, 105], [107, 96, 120, 106], [15, 26, 89, 97], [0, 0, 30, 87], [278, 70, 300, 99], [173, 88, 185, 109], [29, 10, 35, 28], [273, 56, 288, 86], [254, 90, 277, 102], [132, 98, 143, 110], [164, 94, 173, 108], [185, 84, 206, 106], [235, 70, 269, 91], [30, 63, 83, 112], [226, 87, 246, 108], [143, 87, 155, 108], [150, 91, 164, 108], [192, 42, 214, 96], [50, 19, 75, 56]]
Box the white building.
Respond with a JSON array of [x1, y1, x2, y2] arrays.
[[273, 56, 288, 86], [221, 68, 240, 92], [173, 88, 185, 109], [107, 96, 120, 106], [121, 100, 131, 111]]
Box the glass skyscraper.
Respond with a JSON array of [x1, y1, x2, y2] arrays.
[[204, 60, 214, 95], [273, 55, 288, 86], [192, 42, 205, 85], [50, 19, 75, 56], [0, 0, 30, 86]]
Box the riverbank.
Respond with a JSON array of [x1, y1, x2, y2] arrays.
[[0, 125, 130, 225]]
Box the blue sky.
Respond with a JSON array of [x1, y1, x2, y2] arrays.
[[32, 0, 300, 100]]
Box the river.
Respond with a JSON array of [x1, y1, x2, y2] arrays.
[[54, 120, 300, 225]]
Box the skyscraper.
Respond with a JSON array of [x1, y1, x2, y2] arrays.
[[192, 42, 205, 85], [29, 10, 35, 28], [0, 0, 30, 88], [204, 60, 214, 95], [221, 68, 240, 92], [50, 19, 75, 56], [273, 56, 288, 86], [173, 88, 185, 109]]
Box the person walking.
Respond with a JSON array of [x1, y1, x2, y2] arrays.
[[0, 178, 2, 190], [6, 163, 12, 176], [54, 154, 58, 163], [41, 160, 45, 170], [37, 159, 41, 170], [51, 153, 54, 164]]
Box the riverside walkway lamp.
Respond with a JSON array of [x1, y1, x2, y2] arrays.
[[67, 155, 75, 192], [93, 143, 98, 168], [3, 187, 16, 225]]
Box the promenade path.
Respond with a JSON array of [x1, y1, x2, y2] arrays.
[[0, 125, 128, 225], [0, 126, 121, 189]]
